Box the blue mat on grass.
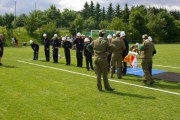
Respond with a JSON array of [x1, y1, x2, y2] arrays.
[[127, 67, 166, 77]]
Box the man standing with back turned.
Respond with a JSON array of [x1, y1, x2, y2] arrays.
[[88, 30, 115, 91], [140, 34, 156, 85], [110, 31, 126, 79]]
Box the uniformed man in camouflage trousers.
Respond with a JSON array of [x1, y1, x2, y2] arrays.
[[88, 30, 114, 91], [140, 34, 156, 85], [110, 31, 126, 79]]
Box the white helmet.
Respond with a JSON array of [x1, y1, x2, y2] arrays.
[[43, 33, 47, 37], [148, 36, 152, 41], [107, 34, 112, 39], [54, 34, 58, 37], [120, 31, 126, 37], [135, 43, 139, 46], [29, 40, 33, 44], [113, 33, 116, 37], [77, 32, 81, 37], [62, 37, 66, 41], [84, 38, 90, 42]]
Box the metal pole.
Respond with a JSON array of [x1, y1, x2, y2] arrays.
[[15, 1, 16, 20]]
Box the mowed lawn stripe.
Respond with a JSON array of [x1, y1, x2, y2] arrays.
[[17, 60, 180, 96]]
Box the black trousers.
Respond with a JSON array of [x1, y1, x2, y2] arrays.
[[122, 62, 127, 75], [107, 53, 112, 72], [64, 49, 71, 65], [85, 55, 94, 70], [76, 49, 83, 67], [0, 51, 3, 57], [33, 51, 39, 60], [53, 48, 58, 63], [45, 47, 50, 61]]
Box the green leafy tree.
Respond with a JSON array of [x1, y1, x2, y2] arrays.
[[101, 7, 106, 21], [5, 13, 14, 29], [95, 2, 101, 28], [106, 3, 113, 22], [108, 17, 121, 30], [89, 1, 95, 17], [81, 2, 90, 19], [122, 3, 130, 23], [0, 15, 5, 26], [14, 14, 27, 28], [99, 20, 109, 29], [25, 13, 38, 34], [114, 4, 122, 18], [39, 21, 58, 41], [61, 9, 77, 27], [129, 10, 147, 39], [69, 14, 84, 35], [46, 5, 61, 27], [83, 17, 96, 31]]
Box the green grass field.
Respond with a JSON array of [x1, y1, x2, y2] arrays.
[[0, 44, 180, 120]]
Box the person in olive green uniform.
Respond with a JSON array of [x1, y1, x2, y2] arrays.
[[88, 30, 115, 91], [139, 34, 156, 85], [110, 31, 126, 79]]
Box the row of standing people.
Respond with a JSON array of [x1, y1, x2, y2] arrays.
[[29, 33, 94, 71], [87, 30, 156, 91]]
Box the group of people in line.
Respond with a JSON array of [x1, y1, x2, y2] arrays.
[[29, 33, 94, 71], [89, 30, 156, 91], [0, 30, 156, 92]]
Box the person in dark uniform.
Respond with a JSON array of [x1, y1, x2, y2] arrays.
[[84, 38, 94, 71], [121, 31, 129, 76], [88, 30, 115, 91], [73, 32, 84, 67], [107, 34, 113, 72], [62, 37, 72, 65], [30, 40, 39, 60], [43, 33, 50, 62], [52, 34, 61, 63], [0, 34, 4, 66]]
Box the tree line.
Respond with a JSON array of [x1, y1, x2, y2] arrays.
[[0, 1, 180, 44]]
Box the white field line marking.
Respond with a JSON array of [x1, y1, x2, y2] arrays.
[[137, 63, 180, 69], [17, 60, 180, 96]]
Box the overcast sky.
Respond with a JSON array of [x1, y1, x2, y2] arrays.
[[0, 0, 180, 15]]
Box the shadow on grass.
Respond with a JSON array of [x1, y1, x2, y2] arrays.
[[122, 75, 180, 90], [105, 91, 156, 99], [1, 65, 19, 68]]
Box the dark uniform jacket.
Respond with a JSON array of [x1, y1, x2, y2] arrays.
[[73, 38, 84, 51], [62, 41, 72, 49], [31, 43, 39, 51], [122, 39, 129, 57], [0, 40, 4, 52], [52, 39, 61, 49], [84, 44, 92, 57], [44, 38, 50, 48]]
